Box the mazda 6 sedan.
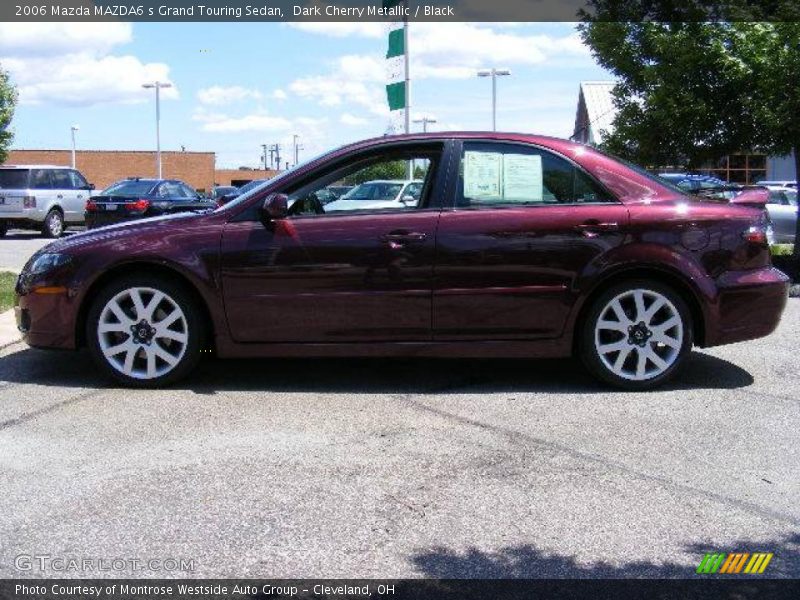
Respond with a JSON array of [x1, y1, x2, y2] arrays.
[[15, 133, 789, 389]]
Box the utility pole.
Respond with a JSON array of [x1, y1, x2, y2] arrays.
[[268, 145, 275, 169], [292, 134, 303, 167], [261, 144, 268, 170], [412, 116, 436, 133], [273, 144, 281, 171]]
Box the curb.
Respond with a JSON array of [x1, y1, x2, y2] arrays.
[[0, 309, 21, 349]]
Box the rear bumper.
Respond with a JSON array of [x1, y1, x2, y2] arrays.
[[704, 267, 790, 347], [85, 213, 143, 229]]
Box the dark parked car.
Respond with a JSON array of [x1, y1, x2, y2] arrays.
[[85, 178, 215, 229], [16, 133, 788, 389], [215, 179, 269, 206], [210, 185, 239, 203]]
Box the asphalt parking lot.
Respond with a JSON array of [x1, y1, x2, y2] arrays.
[[0, 233, 798, 579], [0, 230, 80, 272]]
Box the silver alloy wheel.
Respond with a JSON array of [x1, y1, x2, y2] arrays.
[[46, 211, 63, 236], [594, 288, 683, 381], [97, 286, 189, 380]]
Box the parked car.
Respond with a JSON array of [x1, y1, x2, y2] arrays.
[[0, 165, 94, 237], [657, 173, 736, 199], [215, 179, 269, 206], [757, 180, 797, 189], [326, 185, 353, 200], [85, 178, 216, 229], [210, 185, 238, 203], [325, 180, 423, 212], [763, 186, 798, 244], [15, 133, 788, 389]]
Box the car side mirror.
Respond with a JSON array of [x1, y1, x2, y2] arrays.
[[260, 193, 288, 226], [84, 183, 95, 190]]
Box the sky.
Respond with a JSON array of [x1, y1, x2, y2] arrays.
[[0, 22, 611, 169]]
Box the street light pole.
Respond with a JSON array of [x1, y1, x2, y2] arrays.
[[142, 81, 172, 178], [477, 68, 511, 131], [70, 125, 79, 169], [412, 116, 437, 132]]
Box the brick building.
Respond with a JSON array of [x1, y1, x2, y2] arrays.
[[5, 150, 279, 194]]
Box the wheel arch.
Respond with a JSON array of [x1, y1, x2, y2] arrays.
[[571, 265, 708, 353], [75, 261, 217, 351]]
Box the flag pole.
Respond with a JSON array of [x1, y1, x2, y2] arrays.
[[403, 1, 411, 178]]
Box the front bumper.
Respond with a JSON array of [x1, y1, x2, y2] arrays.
[[15, 285, 80, 350], [704, 267, 790, 347]]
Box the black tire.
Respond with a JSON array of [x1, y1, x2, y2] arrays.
[[41, 209, 65, 238], [0, 221, 7, 237], [579, 280, 693, 391], [86, 274, 206, 388]]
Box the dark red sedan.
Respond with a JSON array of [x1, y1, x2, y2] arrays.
[[14, 133, 789, 389]]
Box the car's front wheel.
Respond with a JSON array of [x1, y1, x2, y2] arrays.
[[580, 281, 693, 390], [86, 275, 205, 387]]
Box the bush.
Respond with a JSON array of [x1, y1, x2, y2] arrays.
[[771, 244, 795, 257]]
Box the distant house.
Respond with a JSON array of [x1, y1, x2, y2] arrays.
[[570, 80, 796, 184]]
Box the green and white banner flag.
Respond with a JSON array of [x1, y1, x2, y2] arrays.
[[385, 9, 407, 133]]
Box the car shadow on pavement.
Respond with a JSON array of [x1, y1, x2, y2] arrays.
[[0, 346, 754, 393], [409, 533, 800, 578]]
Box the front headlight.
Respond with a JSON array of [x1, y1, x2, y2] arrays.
[[25, 252, 73, 276]]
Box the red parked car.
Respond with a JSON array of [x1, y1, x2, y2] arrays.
[[14, 133, 789, 389]]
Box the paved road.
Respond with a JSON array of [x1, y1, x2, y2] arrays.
[[0, 297, 798, 579], [0, 230, 84, 272]]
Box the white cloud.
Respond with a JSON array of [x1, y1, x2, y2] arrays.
[[197, 85, 262, 106], [0, 23, 177, 106], [0, 23, 132, 57], [340, 113, 369, 126], [287, 22, 384, 39], [272, 88, 288, 100]]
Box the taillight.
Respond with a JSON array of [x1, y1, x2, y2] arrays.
[[23, 195, 36, 208], [125, 199, 150, 212], [85, 200, 97, 212], [742, 224, 769, 246]]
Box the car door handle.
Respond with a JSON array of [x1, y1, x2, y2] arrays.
[[381, 231, 427, 244], [57, 194, 63, 199], [77, 194, 83, 200], [574, 221, 619, 237]]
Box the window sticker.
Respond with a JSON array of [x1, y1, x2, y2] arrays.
[[503, 154, 543, 202], [464, 151, 502, 200]]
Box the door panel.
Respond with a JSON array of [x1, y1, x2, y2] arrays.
[[221, 210, 440, 343], [433, 204, 628, 340]]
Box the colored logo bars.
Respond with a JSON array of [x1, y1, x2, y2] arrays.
[[697, 552, 773, 574]]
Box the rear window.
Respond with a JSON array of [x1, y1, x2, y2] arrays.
[[0, 169, 30, 189], [102, 180, 157, 197]]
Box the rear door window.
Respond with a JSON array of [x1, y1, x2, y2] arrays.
[[30, 169, 53, 190], [0, 169, 30, 189]]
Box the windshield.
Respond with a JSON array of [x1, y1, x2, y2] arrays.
[[0, 169, 30, 189], [102, 180, 157, 197], [785, 190, 798, 206], [342, 182, 403, 201]]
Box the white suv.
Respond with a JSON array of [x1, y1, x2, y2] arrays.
[[0, 165, 94, 237]]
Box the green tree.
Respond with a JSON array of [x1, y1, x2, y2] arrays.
[[0, 65, 16, 164], [579, 13, 800, 251]]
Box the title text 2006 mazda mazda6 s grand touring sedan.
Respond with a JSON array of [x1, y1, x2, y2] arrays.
[[14, 133, 789, 389]]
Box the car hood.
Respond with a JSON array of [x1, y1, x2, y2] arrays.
[[45, 211, 209, 253]]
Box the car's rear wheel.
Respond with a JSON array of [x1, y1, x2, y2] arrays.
[[0, 221, 7, 237], [580, 281, 693, 390], [86, 275, 205, 387], [41, 209, 64, 238]]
